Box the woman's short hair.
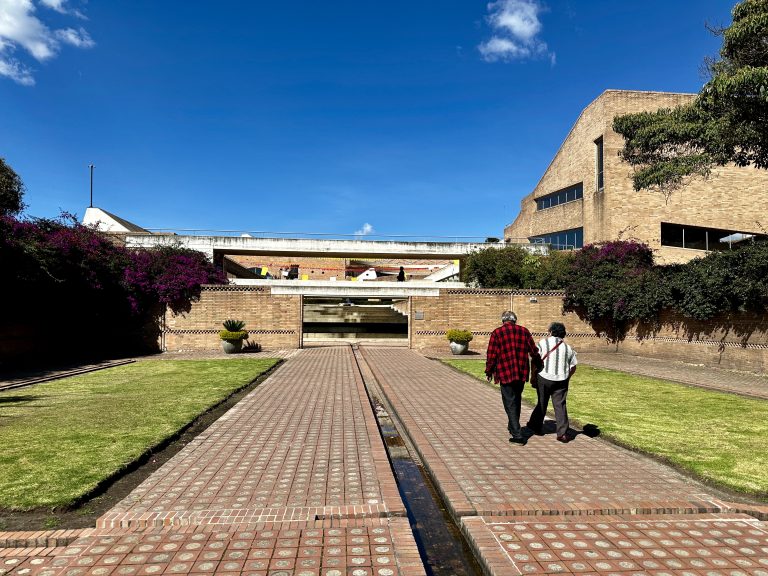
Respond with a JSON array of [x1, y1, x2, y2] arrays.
[[501, 310, 517, 324], [548, 322, 566, 338]]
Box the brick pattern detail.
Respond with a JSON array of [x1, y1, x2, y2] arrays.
[[165, 287, 768, 372], [230, 256, 348, 280], [504, 90, 768, 264], [164, 287, 301, 350]]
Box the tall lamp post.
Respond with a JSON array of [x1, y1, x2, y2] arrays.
[[89, 163, 95, 208]]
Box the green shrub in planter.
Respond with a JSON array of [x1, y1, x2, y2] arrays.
[[445, 329, 473, 344], [219, 330, 249, 341], [219, 319, 249, 353]]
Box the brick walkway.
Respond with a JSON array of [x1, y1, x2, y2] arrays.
[[2, 348, 424, 576], [4, 346, 768, 576], [360, 347, 768, 576]]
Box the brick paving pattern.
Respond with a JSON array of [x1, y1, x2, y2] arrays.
[[360, 347, 768, 575], [4, 345, 768, 575], [2, 348, 424, 576], [462, 513, 768, 576]]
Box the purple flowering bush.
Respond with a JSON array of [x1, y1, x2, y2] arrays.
[[563, 241, 666, 339], [0, 214, 226, 362]]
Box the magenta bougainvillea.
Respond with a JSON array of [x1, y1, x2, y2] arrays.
[[124, 246, 226, 314], [1, 214, 226, 357]]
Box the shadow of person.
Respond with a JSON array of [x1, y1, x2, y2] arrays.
[[581, 423, 601, 438]]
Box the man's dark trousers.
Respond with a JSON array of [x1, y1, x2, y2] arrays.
[[527, 375, 570, 437], [500, 380, 525, 439]]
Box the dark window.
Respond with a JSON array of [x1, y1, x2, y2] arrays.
[[529, 227, 584, 251], [661, 222, 766, 251], [535, 183, 584, 211], [595, 136, 604, 191], [660, 223, 684, 248], [684, 227, 707, 250]]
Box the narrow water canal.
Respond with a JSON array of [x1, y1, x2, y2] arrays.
[[374, 403, 484, 576]]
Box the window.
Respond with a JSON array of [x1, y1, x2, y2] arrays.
[[660, 222, 767, 251], [535, 183, 583, 211], [529, 227, 584, 250], [595, 136, 604, 191]]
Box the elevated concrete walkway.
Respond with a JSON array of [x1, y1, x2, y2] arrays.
[[125, 234, 546, 261]]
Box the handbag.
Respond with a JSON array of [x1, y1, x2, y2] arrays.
[[530, 339, 563, 388]]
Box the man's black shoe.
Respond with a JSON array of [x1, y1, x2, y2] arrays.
[[509, 436, 526, 445], [556, 435, 571, 443]]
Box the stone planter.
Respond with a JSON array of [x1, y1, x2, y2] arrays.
[[449, 341, 469, 355], [221, 339, 243, 354]]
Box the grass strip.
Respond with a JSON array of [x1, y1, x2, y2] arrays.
[[443, 359, 768, 498], [0, 359, 278, 509]]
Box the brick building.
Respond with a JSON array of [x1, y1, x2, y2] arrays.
[[504, 90, 768, 263]]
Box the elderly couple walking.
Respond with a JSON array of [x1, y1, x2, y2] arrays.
[[485, 310, 577, 445]]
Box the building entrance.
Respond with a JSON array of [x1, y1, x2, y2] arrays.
[[302, 296, 408, 343]]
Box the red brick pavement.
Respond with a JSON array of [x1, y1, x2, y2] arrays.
[[2, 348, 425, 576], [6, 346, 768, 576], [461, 513, 768, 575], [360, 347, 768, 575]]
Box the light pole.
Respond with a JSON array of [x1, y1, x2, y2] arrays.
[[89, 163, 95, 208]]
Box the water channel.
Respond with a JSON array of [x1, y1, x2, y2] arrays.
[[352, 348, 484, 576]]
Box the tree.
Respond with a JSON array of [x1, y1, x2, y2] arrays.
[[463, 245, 530, 288], [613, 0, 768, 193], [0, 158, 26, 216]]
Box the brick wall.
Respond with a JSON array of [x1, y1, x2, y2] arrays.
[[163, 286, 301, 350], [161, 286, 768, 373], [410, 289, 768, 373], [229, 256, 348, 280], [409, 289, 609, 354], [504, 90, 768, 264]]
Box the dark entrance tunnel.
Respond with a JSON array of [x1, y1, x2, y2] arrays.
[[302, 297, 408, 341]]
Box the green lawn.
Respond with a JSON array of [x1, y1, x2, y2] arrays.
[[0, 359, 279, 510], [443, 359, 768, 498]]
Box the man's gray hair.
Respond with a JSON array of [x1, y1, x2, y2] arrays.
[[501, 310, 517, 324]]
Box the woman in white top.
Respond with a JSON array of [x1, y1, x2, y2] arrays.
[[525, 322, 578, 443]]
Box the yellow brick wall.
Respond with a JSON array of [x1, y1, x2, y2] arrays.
[[163, 286, 301, 350], [160, 287, 767, 372], [410, 289, 608, 353], [410, 290, 768, 372]]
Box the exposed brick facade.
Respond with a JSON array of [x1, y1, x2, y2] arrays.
[[409, 289, 609, 354], [229, 256, 348, 280], [504, 90, 768, 264], [163, 286, 301, 350], [162, 286, 768, 373]]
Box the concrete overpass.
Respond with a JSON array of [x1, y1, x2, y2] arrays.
[[124, 233, 547, 261]]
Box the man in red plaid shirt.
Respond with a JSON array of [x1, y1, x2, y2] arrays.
[[486, 310, 542, 444]]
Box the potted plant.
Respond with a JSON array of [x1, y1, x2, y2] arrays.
[[219, 319, 248, 354], [446, 329, 473, 355]]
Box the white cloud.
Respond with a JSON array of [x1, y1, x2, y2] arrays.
[[56, 27, 93, 48], [40, 0, 86, 19], [354, 223, 374, 237], [478, 0, 554, 63], [0, 0, 93, 85]]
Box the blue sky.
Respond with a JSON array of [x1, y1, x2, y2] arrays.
[[1, 0, 733, 239]]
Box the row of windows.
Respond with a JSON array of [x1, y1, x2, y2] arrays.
[[535, 183, 584, 211], [660, 223, 767, 251], [530, 227, 584, 251]]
